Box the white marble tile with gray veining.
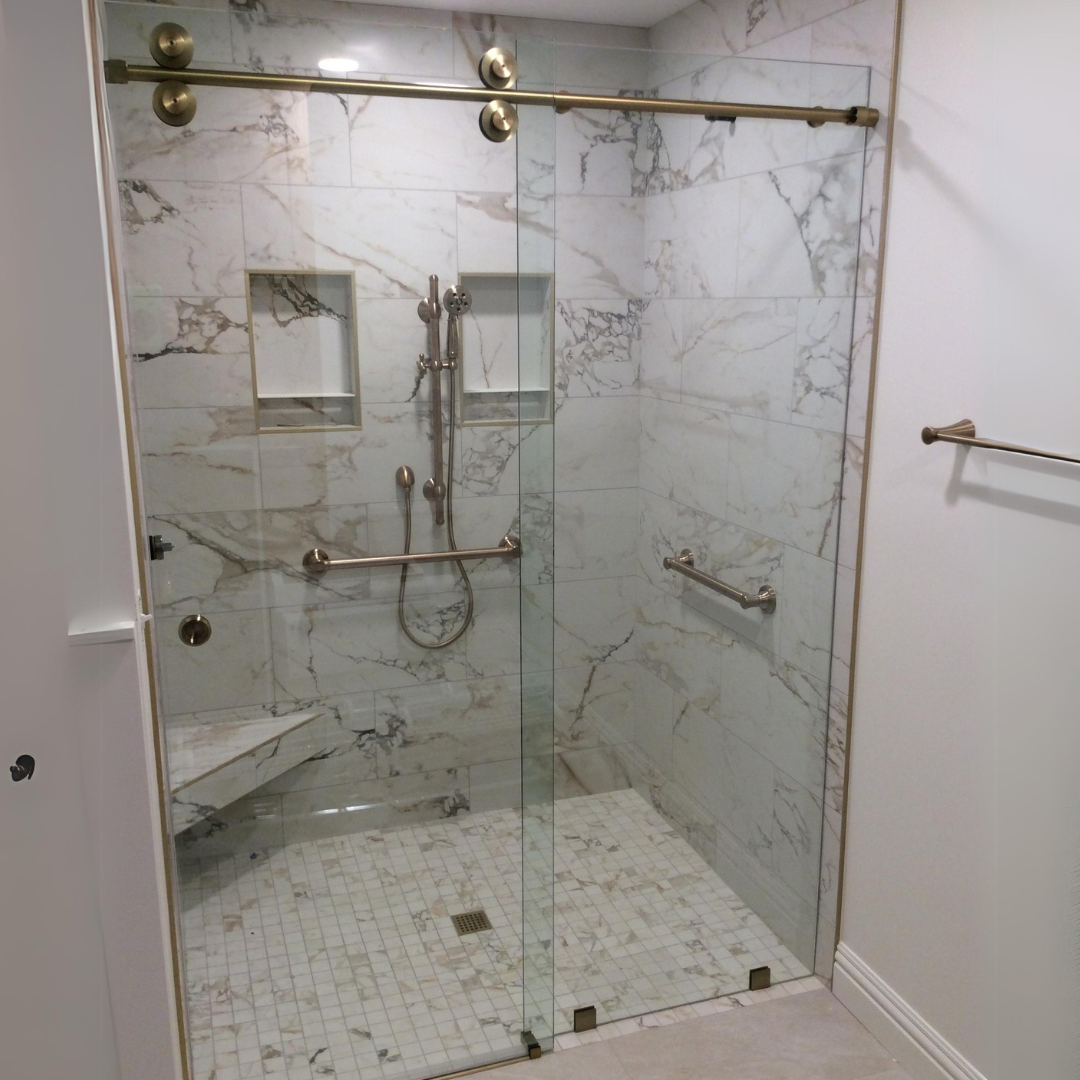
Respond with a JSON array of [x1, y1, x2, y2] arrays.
[[555, 196, 644, 299], [270, 597, 468, 701], [373, 676, 521, 778], [771, 766, 823, 904], [791, 297, 855, 432], [639, 396, 730, 519], [777, 543, 837, 683], [639, 298, 684, 400], [242, 183, 456, 299], [556, 104, 640, 197], [727, 414, 843, 557], [746, 0, 860, 49], [555, 396, 639, 492], [120, 180, 245, 297], [555, 299, 641, 399], [555, 488, 638, 583], [736, 154, 864, 298], [682, 298, 798, 421], [140, 406, 261, 515], [554, 576, 639, 671]]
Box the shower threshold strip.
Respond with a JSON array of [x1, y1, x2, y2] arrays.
[[104, 61, 879, 128]]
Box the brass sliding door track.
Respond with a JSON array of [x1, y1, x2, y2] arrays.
[[104, 60, 879, 128]]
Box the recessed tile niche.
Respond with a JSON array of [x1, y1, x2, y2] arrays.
[[246, 271, 361, 432], [459, 274, 554, 425]]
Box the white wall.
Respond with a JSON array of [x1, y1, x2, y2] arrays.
[[0, 1, 180, 1077], [837, 2, 1080, 1078]]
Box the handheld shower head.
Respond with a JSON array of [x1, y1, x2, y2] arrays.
[[443, 285, 473, 317], [396, 464, 415, 490]]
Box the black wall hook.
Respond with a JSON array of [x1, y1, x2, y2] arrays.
[[10, 755, 35, 782]]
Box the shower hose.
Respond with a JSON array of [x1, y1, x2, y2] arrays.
[[397, 363, 475, 649]]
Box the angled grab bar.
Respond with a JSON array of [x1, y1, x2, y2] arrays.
[[662, 549, 777, 615], [921, 419, 1080, 466], [303, 533, 521, 574]]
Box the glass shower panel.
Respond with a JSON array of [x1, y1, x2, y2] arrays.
[[543, 40, 871, 1031], [105, 3, 557, 1078]]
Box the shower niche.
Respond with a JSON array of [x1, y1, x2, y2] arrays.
[[459, 273, 554, 425], [246, 270, 361, 432]]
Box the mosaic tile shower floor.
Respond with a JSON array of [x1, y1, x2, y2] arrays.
[[180, 789, 810, 1080]]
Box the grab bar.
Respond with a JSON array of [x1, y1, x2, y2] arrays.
[[922, 419, 1080, 466], [302, 532, 521, 574], [662, 549, 777, 614]]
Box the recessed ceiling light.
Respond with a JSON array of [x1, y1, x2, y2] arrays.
[[318, 57, 359, 73]]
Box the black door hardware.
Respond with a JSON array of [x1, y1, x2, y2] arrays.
[[10, 755, 35, 782]]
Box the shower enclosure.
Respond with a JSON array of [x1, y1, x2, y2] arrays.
[[101, 4, 872, 1077]]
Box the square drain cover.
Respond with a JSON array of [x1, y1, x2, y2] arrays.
[[451, 909, 493, 935]]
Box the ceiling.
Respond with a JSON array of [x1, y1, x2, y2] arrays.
[[341, 0, 698, 28]]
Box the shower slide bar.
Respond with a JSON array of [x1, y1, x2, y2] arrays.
[[663, 549, 778, 615], [922, 419, 1080, 466], [302, 532, 521, 575], [103, 60, 879, 128]]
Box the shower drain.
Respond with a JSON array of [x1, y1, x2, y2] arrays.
[[450, 909, 493, 935]]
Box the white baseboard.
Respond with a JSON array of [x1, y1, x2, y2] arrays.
[[833, 943, 987, 1080]]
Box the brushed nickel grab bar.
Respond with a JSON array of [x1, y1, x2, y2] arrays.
[[303, 533, 521, 574], [921, 419, 1080, 466], [662, 549, 777, 615]]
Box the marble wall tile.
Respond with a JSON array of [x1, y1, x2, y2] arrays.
[[771, 768, 823, 905], [554, 488, 639, 582], [258, 403, 428, 508], [554, 397, 639, 492], [464, 585, 522, 680], [159, 608, 274, 714], [856, 144, 886, 296], [468, 758, 522, 813], [554, 661, 641, 752], [148, 505, 370, 615], [746, 0, 860, 50], [555, 300, 641, 398], [231, 11, 455, 78], [805, 63, 872, 163], [553, 576, 639, 671], [457, 192, 520, 275], [350, 97, 516, 193], [555, 106, 639, 197], [637, 582, 729, 718], [645, 182, 740, 299], [639, 299, 683, 400], [554, 746, 632, 797], [809, 0, 896, 75], [130, 296, 252, 409], [554, 196, 644, 299], [727, 415, 843, 557], [456, 424, 522, 498], [241, 184, 456, 298], [686, 58, 811, 184], [639, 396, 730, 520], [791, 297, 855, 432], [111, 85, 350, 186], [778, 544, 837, 682], [140, 406, 261, 515], [681, 298, 798, 422], [279, 769, 469, 844], [672, 697, 774, 859], [355, 298, 428, 404], [845, 295, 875, 435], [647, 1, 745, 56], [736, 154, 864, 298], [719, 633, 828, 792], [627, 663, 678, 776], [120, 180, 245, 297], [269, 598, 468, 700], [374, 676, 520, 777]]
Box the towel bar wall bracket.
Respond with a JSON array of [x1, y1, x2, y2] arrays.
[[662, 549, 777, 615], [922, 419, 1080, 466]]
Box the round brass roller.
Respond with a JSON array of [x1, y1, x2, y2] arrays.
[[153, 80, 197, 127], [149, 22, 194, 69]]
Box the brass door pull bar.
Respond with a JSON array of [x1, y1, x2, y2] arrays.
[[303, 533, 520, 574], [921, 420, 1080, 466], [662, 549, 777, 615]]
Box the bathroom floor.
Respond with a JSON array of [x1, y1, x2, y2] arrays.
[[179, 789, 809, 1080]]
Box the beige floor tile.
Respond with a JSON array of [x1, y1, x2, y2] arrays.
[[605, 990, 898, 1080], [498, 1041, 631, 1080]]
